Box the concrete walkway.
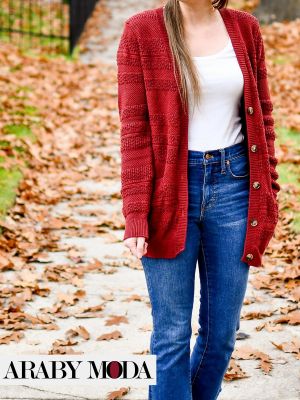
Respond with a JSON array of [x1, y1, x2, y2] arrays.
[[80, 0, 159, 65]]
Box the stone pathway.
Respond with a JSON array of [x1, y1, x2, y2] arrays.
[[80, 0, 160, 65], [0, 1, 298, 399]]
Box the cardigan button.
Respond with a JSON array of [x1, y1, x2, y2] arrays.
[[250, 219, 258, 226], [246, 253, 254, 260], [247, 106, 254, 115], [252, 181, 260, 189], [251, 144, 257, 152]]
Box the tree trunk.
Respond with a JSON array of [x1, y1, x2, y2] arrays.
[[252, 0, 300, 23]]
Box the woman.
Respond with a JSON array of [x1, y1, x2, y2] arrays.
[[117, 1, 280, 399]]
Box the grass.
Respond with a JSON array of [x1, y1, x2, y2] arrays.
[[0, 168, 22, 217], [13, 105, 39, 117], [22, 44, 80, 62], [276, 126, 300, 232], [3, 123, 34, 139], [0, 0, 81, 59], [276, 126, 300, 148], [0, 0, 69, 56], [273, 55, 294, 65], [0, 123, 35, 218]]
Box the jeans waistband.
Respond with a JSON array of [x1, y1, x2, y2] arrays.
[[188, 140, 247, 164]]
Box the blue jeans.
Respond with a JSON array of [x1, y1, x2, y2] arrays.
[[141, 140, 250, 400]]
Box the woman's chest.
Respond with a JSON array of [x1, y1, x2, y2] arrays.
[[139, 39, 256, 96], [191, 53, 244, 97]]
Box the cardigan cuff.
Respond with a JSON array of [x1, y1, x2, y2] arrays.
[[123, 215, 149, 241]]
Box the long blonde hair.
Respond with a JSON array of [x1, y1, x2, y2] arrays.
[[163, 0, 229, 114]]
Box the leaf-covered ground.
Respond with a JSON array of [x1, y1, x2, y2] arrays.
[[0, 0, 299, 399]]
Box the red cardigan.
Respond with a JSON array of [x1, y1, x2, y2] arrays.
[[117, 6, 280, 267]]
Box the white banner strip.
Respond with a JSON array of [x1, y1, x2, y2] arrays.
[[0, 354, 156, 386]]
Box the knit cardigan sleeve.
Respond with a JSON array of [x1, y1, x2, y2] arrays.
[[254, 20, 281, 200], [117, 21, 154, 241]]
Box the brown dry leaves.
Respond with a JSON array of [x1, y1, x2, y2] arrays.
[[271, 337, 300, 360], [0, 40, 139, 353], [224, 359, 250, 381], [106, 387, 130, 400], [233, 346, 273, 374], [224, 344, 275, 381]]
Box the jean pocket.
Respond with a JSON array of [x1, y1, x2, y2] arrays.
[[227, 153, 249, 178]]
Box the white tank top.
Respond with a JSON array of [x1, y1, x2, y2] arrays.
[[187, 37, 244, 151]]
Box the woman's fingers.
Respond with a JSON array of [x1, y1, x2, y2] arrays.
[[125, 237, 137, 257], [143, 241, 148, 255], [124, 237, 148, 259], [136, 237, 145, 258]]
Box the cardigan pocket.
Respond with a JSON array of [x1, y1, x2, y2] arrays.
[[263, 191, 279, 229], [256, 192, 279, 260], [150, 178, 165, 206], [150, 178, 177, 207], [148, 206, 179, 240]]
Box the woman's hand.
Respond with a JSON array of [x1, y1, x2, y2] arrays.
[[124, 237, 148, 259]]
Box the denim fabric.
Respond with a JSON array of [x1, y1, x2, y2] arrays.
[[141, 140, 251, 400]]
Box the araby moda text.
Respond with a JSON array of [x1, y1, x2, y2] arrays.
[[3, 360, 151, 379]]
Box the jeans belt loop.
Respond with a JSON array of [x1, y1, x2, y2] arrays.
[[219, 148, 226, 174]]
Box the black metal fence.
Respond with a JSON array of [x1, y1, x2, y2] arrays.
[[0, 0, 99, 54]]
